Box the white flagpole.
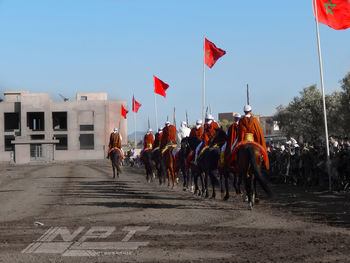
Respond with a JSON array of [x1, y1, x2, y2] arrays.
[[314, 0, 331, 191], [154, 90, 159, 131], [202, 36, 206, 125], [134, 111, 137, 149]]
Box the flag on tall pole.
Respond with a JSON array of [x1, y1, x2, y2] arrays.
[[312, 0, 350, 191], [154, 75, 169, 98], [132, 96, 142, 113], [153, 75, 169, 130], [313, 0, 350, 30], [121, 105, 128, 119], [132, 95, 141, 149], [204, 38, 226, 68], [202, 37, 226, 125]]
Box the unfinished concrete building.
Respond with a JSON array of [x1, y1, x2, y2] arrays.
[[0, 91, 127, 164]]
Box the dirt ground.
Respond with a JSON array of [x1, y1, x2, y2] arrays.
[[0, 160, 349, 262]]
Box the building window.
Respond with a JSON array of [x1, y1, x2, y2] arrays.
[[54, 134, 68, 150], [27, 112, 45, 131], [4, 135, 15, 151], [80, 125, 94, 131], [80, 134, 94, 150], [30, 144, 42, 158], [80, 96, 87, 101], [4, 112, 20, 131], [52, 112, 67, 131]]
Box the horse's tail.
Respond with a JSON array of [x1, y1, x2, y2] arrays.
[[247, 145, 272, 196]]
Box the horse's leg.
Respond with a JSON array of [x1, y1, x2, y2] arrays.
[[193, 169, 199, 195], [210, 170, 216, 199], [223, 169, 230, 200], [182, 164, 187, 190], [246, 172, 254, 209], [204, 171, 209, 198], [219, 169, 224, 199]]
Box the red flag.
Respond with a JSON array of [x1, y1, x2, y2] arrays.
[[204, 38, 226, 68], [313, 0, 350, 30], [132, 96, 142, 113], [121, 105, 128, 119], [154, 75, 169, 98]]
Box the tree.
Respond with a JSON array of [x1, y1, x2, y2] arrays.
[[218, 119, 232, 132], [340, 72, 350, 135], [274, 85, 323, 142]]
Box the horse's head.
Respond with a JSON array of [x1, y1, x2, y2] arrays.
[[210, 128, 227, 147], [183, 136, 201, 151]]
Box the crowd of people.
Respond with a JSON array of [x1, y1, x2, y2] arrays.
[[267, 136, 350, 191]]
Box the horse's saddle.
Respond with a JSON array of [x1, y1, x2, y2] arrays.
[[108, 147, 125, 159], [161, 142, 177, 155], [197, 146, 209, 161]]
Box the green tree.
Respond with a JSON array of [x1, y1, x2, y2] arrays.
[[218, 119, 232, 132], [340, 72, 350, 135]]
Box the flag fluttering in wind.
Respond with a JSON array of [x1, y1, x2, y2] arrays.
[[132, 95, 142, 113], [154, 75, 169, 98], [121, 105, 128, 119], [313, 0, 350, 30], [204, 38, 226, 68]]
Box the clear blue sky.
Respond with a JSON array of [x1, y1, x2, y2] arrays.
[[0, 1, 349, 134]]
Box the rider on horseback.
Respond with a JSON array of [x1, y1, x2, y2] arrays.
[[224, 113, 241, 164], [189, 119, 203, 139], [238, 105, 267, 153], [175, 121, 191, 145], [107, 128, 122, 159], [193, 114, 219, 164], [153, 127, 163, 150], [160, 121, 177, 151], [236, 105, 269, 168], [143, 128, 154, 150]]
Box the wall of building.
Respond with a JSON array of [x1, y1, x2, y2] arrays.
[[0, 90, 127, 164]]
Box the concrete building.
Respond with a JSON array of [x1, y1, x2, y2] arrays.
[[0, 90, 127, 164]]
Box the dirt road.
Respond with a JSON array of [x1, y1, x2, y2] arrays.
[[0, 161, 349, 262]]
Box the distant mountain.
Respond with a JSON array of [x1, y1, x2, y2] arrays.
[[127, 131, 145, 142]]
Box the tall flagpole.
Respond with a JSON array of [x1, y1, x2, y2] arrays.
[[134, 102, 137, 150], [314, 0, 331, 191], [132, 94, 136, 149], [202, 36, 206, 125], [154, 91, 158, 130]]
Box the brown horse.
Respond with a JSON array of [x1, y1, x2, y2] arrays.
[[109, 148, 122, 179], [162, 146, 178, 187], [236, 142, 272, 209]]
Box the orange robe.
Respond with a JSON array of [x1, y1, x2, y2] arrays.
[[238, 116, 267, 155], [153, 132, 163, 149], [143, 133, 154, 149], [189, 126, 203, 140], [160, 125, 177, 149], [109, 132, 122, 149], [225, 122, 239, 157], [203, 121, 219, 146]]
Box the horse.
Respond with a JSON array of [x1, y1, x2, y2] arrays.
[[109, 148, 123, 179], [179, 136, 205, 195], [140, 148, 154, 182], [196, 129, 227, 198], [162, 145, 178, 187], [151, 147, 166, 185], [235, 142, 272, 209], [175, 137, 193, 191]]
